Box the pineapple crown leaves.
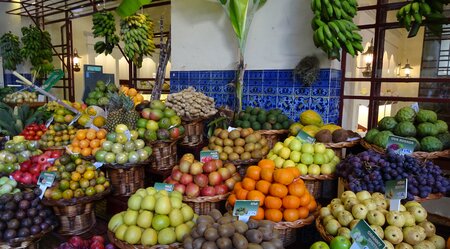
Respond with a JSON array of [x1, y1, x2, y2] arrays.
[[294, 55, 320, 87], [0, 102, 47, 136], [107, 91, 135, 112]]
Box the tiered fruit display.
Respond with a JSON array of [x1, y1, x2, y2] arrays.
[[11, 150, 62, 185], [0, 139, 42, 174], [44, 154, 110, 200], [108, 188, 196, 246], [137, 100, 184, 142], [227, 159, 318, 222], [120, 86, 144, 106], [3, 91, 38, 104], [45, 101, 85, 124], [205, 128, 270, 161], [310, 236, 351, 249], [337, 149, 450, 200], [310, 0, 363, 59], [183, 209, 284, 249], [0, 176, 20, 195], [85, 80, 118, 107], [0, 189, 58, 241], [39, 123, 77, 148], [58, 235, 116, 249], [234, 107, 292, 131], [68, 128, 107, 157], [104, 92, 141, 131], [164, 154, 240, 198], [267, 136, 340, 176], [20, 123, 47, 141], [318, 190, 447, 249], [364, 107, 450, 152], [165, 87, 217, 121], [94, 124, 152, 164], [92, 11, 120, 56]]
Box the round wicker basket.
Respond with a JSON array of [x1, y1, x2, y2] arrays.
[[105, 163, 146, 196], [0, 225, 53, 249], [107, 230, 181, 249], [182, 193, 230, 215], [274, 213, 317, 247], [258, 129, 289, 149], [300, 175, 335, 199], [148, 139, 179, 172], [315, 216, 334, 243], [180, 119, 205, 146]]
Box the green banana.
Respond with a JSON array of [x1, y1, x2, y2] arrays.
[[317, 26, 325, 43]]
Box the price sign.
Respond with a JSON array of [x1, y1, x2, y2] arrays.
[[37, 172, 56, 199], [232, 200, 260, 222], [45, 116, 54, 128], [385, 179, 408, 211], [296, 130, 316, 144], [124, 130, 131, 141], [68, 113, 82, 127], [227, 127, 237, 132], [154, 182, 174, 192], [386, 135, 416, 155], [93, 162, 104, 169], [200, 150, 219, 163], [411, 103, 419, 113], [350, 220, 385, 249]]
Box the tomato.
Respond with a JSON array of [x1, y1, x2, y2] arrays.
[[40, 124, 47, 130], [28, 130, 36, 136], [51, 151, 62, 158], [36, 131, 43, 136], [25, 135, 33, 140], [29, 166, 41, 176]]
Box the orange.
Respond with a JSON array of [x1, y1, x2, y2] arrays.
[[286, 167, 301, 178], [242, 177, 256, 191], [228, 194, 237, 206], [255, 180, 271, 195], [264, 196, 282, 209], [71, 172, 81, 181], [233, 182, 243, 192], [86, 130, 96, 140], [251, 207, 265, 221], [79, 140, 90, 149], [283, 209, 300, 222], [260, 168, 274, 182], [282, 195, 301, 209], [76, 130, 87, 140], [71, 139, 80, 148], [274, 168, 294, 185], [288, 181, 306, 197], [269, 183, 288, 198], [127, 88, 138, 96], [71, 147, 81, 154], [298, 193, 311, 207], [307, 199, 317, 211], [246, 166, 261, 181], [89, 139, 101, 148], [247, 190, 265, 206], [447, 237, 450, 249], [81, 147, 92, 157], [297, 206, 309, 219], [236, 189, 249, 200], [265, 209, 283, 222], [83, 170, 95, 180], [96, 129, 107, 139], [258, 159, 275, 170]]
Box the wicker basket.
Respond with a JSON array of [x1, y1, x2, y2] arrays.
[[0, 225, 53, 249], [182, 193, 230, 215], [360, 139, 450, 160], [324, 139, 360, 159], [180, 119, 205, 146], [259, 129, 289, 149], [42, 188, 111, 235], [315, 217, 334, 243], [149, 140, 178, 172], [107, 230, 181, 249], [300, 175, 335, 199], [106, 164, 145, 196], [275, 214, 316, 247]]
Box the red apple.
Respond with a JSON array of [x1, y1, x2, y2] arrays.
[[179, 159, 191, 173], [225, 178, 237, 191], [91, 235, 105, 245], [39, 162, 51, 171], [165, 177, 178, 185], [20, 160, 32, 172], [232, 173, 242, 182], [180, 173, 193, 185], [214, 184, 229, 195], [208, 172, 222, 186], [185, 183, 200, 198], [37, 154, 49, 164], [11, 171, 22, 182], [203, 161, 217, 173], [174, 183, 186, 194], [201, 186, 216, 196], [50, 150, 62, 159], [225, 163, 237, 174], [141, 108, 152, 119], [190, 162, 203, 175], [194, 174, 208, 188], [69, 236, 85, 248], [171, 169, 183, 181], [217, 167, 231, 181], [213, 159, 223, 169], [22, 172, 33, 185]]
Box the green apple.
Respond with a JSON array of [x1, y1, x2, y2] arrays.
[[267, 151, 274, 158], [314, 153, 326, 165], [135, 188, 147, 198], [169, 208, 184, 227], [324, 148, 336, 161], [124, 225, 142, 244], [301, 143, 314, 154], [102, 141, 113, 151], [141, 195, 156, 211], [279, 147, 291, 159], [155, 196, 171, 215], [301, 153, 314, 165], [310, 241, 330, 249], [330, 235, 351, 249], [137, 210, 153, 228], [274, 157, 285, 168], [146, 120, 159, 131], [108, 212, 124, 232], [321, 163, 334, 175], [104, 152, 116, 163], [314, 143, 326, 154], [290, 151, 302, 163], [127, 195, 143, 211], [170, 190, 183, 199], [175, 223, 190, 242], [123, 210, 139, 226], [283, 159, 296, 168], [272, 142, 284, 155], [170, 196, 183, 209], [116, 133, 129, 144], [152, 214, 170, 231], [283, 136, 296, 147], [308, 164, 321, 176], [146, 187, 157, 195], [288, 138, 302, 152], [181, 204, 194, 222], [296, 163, 308, 175], [158, 227, 177, 245], [269, 154, 278, 161], [115, 224, 128, 241], [141, 228, 158, 246]]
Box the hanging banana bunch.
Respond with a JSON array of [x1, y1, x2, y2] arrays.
[[120, 13, 155, 68], [20, 25, 54, 78], [92, 11, 120, 55], [310, 0, 363, 60], [397, 0, 449, 37], [0, 32, 23, 71]]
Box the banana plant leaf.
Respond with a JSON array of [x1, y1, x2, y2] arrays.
[[116, 0, 152, 18]]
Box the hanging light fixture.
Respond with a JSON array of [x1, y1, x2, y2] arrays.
[[402, 59, 413, 77], [73, 49, 81, 72], [357, 38, 374, 78]]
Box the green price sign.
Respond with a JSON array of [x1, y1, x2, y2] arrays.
[[233, 200, 259, 222], [154, 182, 174, 192], [37, 172, 56, 199], [350, 220, 385, 249], [200, 150, 219, 163], [296, 130, 316, 144], [386, 135, 416, 155]]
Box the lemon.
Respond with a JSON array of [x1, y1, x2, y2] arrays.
[[93, 116, 106, 127], [77, 114, 91, 126], [86, 106, 97, 116]]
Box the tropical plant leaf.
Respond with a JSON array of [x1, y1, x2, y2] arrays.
[[116, 0, 152, 18]]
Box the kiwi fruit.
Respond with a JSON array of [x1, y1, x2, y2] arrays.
[[208, 209, 223, 221], [270, 238, 283, 249], [197, 215, 215, 225], [215, 138, 224, 147], [219, 152, 228, 161], [191, 228, 202, 239], [229, 130, 241, 140], [315, 129, 332, 143], [223, 146, 233, 155], [332, 129, 349, 143], [217, 216, 233, 225], [228, 153, 240, 161], [245, 229, 263, 244], [261, 241, 277, 249], [247, 219, 260, 229], [258, 227, 273, 241], [232, 233, 248, 249], [233, 146, 245, 154], [245, 134, 257, 143], [204, 227, 219, 241], [254, 143, 262, 150], [184, 236, 194, 249], [259, 138, 268, 147], [261, 146, 269, 156], [201, 241, 218, 249], [196, 222, 211, 236], [233, 220, 248, 233], [193, 237, 206, 249], [219, 130, 229, 139], [258, 220, 275, 230], [251, 150, 263, 159], [272, 229, 280, 239], [216, 237, 233, 249], [248, 243, 264, 249], [244, 143, 255, 152], [240, 128, 251, 138], [241, 152, 252, 160], [224, 138, 234, 147], [218, 223, 235, 238], [234, 138, 245, 147]]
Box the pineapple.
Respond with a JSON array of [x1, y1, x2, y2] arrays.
[[105, 92, 139, 131]]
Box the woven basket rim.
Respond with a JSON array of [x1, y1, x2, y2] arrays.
[[224, 158, 259, 165], [181, 117, 209, 123], [315, 216, 334, 242], [324, 138, 361, 148], [0, 224, 54, 246], [360, 139, 450, 159], [6, 102, 46, 108], [42, 186, 111, 206], [274, 213, 315, 229], [147, 136, 184, 146], [43, 146, 66, 150], [258, 129, 289, 135], [103, 159, 152, 169], [300, 174, 336, 180], [182, 192, 230, 203], [107, 230, 181, 249]]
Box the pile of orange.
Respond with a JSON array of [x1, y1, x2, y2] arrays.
[[227, 159, 317, 222], [68, 128, 107, 157]]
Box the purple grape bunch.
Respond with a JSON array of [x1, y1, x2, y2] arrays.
[[336, 149, 450, 200]]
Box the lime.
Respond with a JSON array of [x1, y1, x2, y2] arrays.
[[62, 189, 74, 200], [137, 118, 148, 129], [59, 179, 70, 191]]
